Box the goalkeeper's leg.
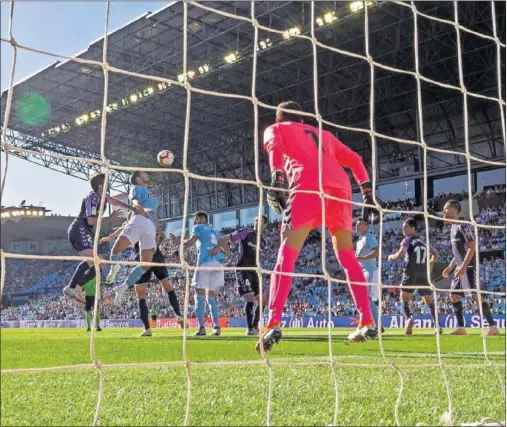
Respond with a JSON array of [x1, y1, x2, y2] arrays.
[[256, 226, 310, 352], [331, 229, 375, 342]]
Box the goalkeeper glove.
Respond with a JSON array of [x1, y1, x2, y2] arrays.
[[360, 181, 384, 224], [267, 170, 287, 215]]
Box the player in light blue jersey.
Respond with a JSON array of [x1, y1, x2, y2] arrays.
[[355, 219, 381, 331], [106, 171, 159, 300], [170, 211, 226, 336]]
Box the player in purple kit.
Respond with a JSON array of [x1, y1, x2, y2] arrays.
[[64, 173, 135, 303], [213, 215, 268, 335], [388, 218, 441, 335], [441, 199, 499, 336]]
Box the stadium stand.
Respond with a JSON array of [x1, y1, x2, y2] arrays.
[[2, 196, 505, 322]]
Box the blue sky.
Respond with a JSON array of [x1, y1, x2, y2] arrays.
[[1, 1, 165, 215]]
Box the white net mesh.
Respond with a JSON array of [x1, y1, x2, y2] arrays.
[[1, 1, 505, 426]]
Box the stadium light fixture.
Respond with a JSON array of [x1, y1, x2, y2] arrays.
[[283, 26, 301, 40], [178, 71, 196, 82], [324, 12, 337, 24], [106, 102, 118, 113], [350, 1, 373, 12], [198, 64, 210, 74], [130, 94, 139, 103], [224, 52, 239, 64], [38, 210, 44, 216], [316, 17, 324, 27], [257, 39, 272, 50]]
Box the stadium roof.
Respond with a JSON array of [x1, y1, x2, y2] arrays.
[[1, 1, 505, 216]]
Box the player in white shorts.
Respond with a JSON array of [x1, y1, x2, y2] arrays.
[[170, 211, 226, 336], [105, 171, 159, 299], [355, 219, 382, 332]]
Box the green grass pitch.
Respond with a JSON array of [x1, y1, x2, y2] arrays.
[[1, 328, 505, 426]]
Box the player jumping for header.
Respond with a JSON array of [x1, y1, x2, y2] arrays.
[[212, 215, 269, 336], [64, 173, 134, 304], [170, 211, 226, 337], [105, 171, 159, 294], [387, 217, 441, 335], [441, 200, 499, 336], [258, 101, 377, 351]]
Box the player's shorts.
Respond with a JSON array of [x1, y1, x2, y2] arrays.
[[121, 214, 157, 251], [451, 266, 475, 298], [235, 270, 259, 296], [363, 269, 380, 301], [151, 315, 157, 322], [136, 247, 168, 285], [282, 187, 353, 234], [401, 273, 433, 297], [192, 261, 224, 291], [85, 295, 95, 311], [68, 219, 94, 253]]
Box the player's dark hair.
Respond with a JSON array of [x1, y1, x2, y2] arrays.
[[446, 199, 461, 213], [194, 211, 208, 223], [405, 217, 417, 230], [261, 214, 268, 223], [276, 101, 303, 123], [89, 173, 105, 193], [130, 171, 141, 185]]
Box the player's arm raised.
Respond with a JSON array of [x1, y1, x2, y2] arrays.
[[168, 233, 198, 250], [332, 136, 381, 222], [263, 124, 287, 214]]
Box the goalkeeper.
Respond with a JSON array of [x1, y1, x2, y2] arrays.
[[258, 101, 378, 351], [83, 278, 102, 332]]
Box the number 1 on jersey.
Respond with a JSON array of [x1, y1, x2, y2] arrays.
[[304, 129, 324, 152]]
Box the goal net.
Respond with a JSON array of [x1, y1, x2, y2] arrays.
[[0, 1, 505, 426]]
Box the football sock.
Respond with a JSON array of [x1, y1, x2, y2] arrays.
[[253, 302, 261, 329], [452, 300, 465, 327], [335, 249, 373, 327], [267, 245, 299, 328], [86, 311, 92, 329], [245, 301, 255, 329], [370, 299, 379, 326], [138, 298, 150, 330], [207, 295, 219, 327], [167, 290, 182, 317], [69, 262, 89, 289], [401, 301, 412, 320], [195, 294, 205, 329], [481, 301, 496, 327]]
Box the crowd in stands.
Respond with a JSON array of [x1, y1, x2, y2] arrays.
[[2, 193, 505, 323]]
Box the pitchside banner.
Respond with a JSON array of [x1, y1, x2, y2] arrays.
[[1, 315, 504, 329], [227, 315, 506, 329]]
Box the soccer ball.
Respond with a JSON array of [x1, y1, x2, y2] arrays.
[[157, 150, 174, 166]]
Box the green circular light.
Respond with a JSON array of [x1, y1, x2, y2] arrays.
[[16, 92, 51, 125]]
